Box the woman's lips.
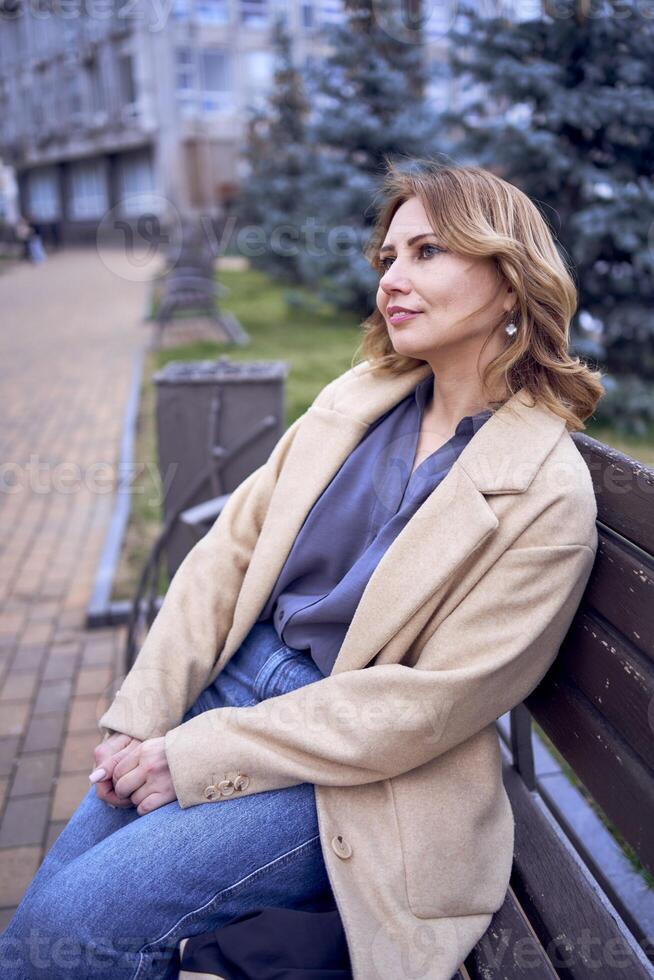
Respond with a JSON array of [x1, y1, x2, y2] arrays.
[[388, 311, 421, 324]]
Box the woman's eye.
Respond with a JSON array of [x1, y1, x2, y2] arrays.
[[378, 244, 444, 273], [420, 244, 443, 258]]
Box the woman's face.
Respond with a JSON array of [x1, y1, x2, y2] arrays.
[[375, 196, 514, 362]]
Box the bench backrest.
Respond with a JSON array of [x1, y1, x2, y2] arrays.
[[483, 432, 654, 979], [523, 432, 654, 878]]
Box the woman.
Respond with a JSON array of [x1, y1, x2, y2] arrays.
[[0, 162, 603, 980]]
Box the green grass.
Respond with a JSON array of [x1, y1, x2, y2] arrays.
[[151, 268, 362, 424], [583, 422, 654, 468]]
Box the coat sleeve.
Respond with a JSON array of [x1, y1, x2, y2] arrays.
[[97, 378, 341, 743], [163, 534, 597, 808]]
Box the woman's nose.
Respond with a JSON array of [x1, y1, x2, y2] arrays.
[[379, 269, 412, 295]]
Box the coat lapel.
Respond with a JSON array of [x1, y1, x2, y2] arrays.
[[221, 361, 566, 675]]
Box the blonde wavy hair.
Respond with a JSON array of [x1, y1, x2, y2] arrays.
[[354, 159, 604, 432]]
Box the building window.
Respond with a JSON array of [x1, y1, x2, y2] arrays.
[[27, 167, 61, 221], [66, 73, 83, 122], [200, 49, 231, 110], [197, 0, 229, 22], [175, 46, 197, 113], [68, 159, 108, 220], [318, 0, 343, 23], [119, 151, 159, 216], [240, 0, 267, 26], [172, 0, 193, 18], [118, 54, 137, 107], [243, 50, 274, 107], [31, 91, 45, 129], [511, 0, 543, 19], [301, 2, 313, 27], [175, 47, 196, 90], [88, 59, 106, 115]]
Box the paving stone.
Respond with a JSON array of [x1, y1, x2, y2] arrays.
[[57, 608, 84, 629], [10, 645, 47, 672], [48, 640, 81, 659], [0, 738, 20, 778], [22, 713, 66, 753], [32, 679, 73, 716], [0, 795, 50, 848], [52, 772, 90, 821], [0, 671, 39, 702], [61, 731, 99, 774], [73, 666, 114, 698], [11, 753, 58, 797], [0, 846, 42, 907], [67, 696, 104, 734], [81, 641, 115, 668], [0, 702, 31, 738], [20, 622, 53, 646], [42, 652, 78, 681]]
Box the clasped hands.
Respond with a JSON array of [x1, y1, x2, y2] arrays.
[[89, 732, 177, 816]]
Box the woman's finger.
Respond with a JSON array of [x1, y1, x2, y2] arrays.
[[135, 790, 175, 817], [93, 777, 134, 808], [93, 733, 131, 767], [112, 744, 141, 784], [114, 765, 146, 801], [97, 740, 141, 783]]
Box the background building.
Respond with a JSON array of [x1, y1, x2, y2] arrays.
[[0, 0, 539, 243]]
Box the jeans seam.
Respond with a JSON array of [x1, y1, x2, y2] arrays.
[[131, 833, 323, 979], [252, 645, 298, 700]]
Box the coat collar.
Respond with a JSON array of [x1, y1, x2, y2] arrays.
[[329, 360, 566, 493], [221, 361, 566, 676]]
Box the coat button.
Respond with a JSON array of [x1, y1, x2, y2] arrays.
[[204, 785, 217, 800], [218, 779, 235, 796], [233, 774, 250, 791], [331, 835, 352, 859]]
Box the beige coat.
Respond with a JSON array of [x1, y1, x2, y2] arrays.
[[98, 358, 598, 980]]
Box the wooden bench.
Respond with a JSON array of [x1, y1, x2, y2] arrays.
[[176, 432, 654, 979], [456, 433, 654, 979]]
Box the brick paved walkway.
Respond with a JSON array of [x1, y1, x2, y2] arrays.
[[0, 247, 153, 928]]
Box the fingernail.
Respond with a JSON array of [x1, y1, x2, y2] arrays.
[[89, 768, 107, 783]]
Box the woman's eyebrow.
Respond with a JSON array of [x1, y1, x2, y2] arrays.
[[378, 233, 438, 255]]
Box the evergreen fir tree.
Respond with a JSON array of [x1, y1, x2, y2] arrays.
[[294, 0, 444, 316], [237, 17, 311, 284], [445, 0, 654, 433]]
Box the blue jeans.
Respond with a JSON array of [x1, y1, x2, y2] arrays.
[[0, 621, 335, 980]]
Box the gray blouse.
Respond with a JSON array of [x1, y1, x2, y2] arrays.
[[257, 371, 493, 676]]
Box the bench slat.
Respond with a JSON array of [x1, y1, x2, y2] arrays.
[[554, 609, 654, 772], [501, 755, 654, 979], [465, 885, 558, 978], [572, 434, 654, 556], [583, 529, 654, 664], [525, 678, 654, 877]]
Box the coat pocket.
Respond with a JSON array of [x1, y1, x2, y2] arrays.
[[389, 727, 515, 919]]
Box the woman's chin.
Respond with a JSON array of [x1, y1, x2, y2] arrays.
[[389, 334, 429, 358]]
